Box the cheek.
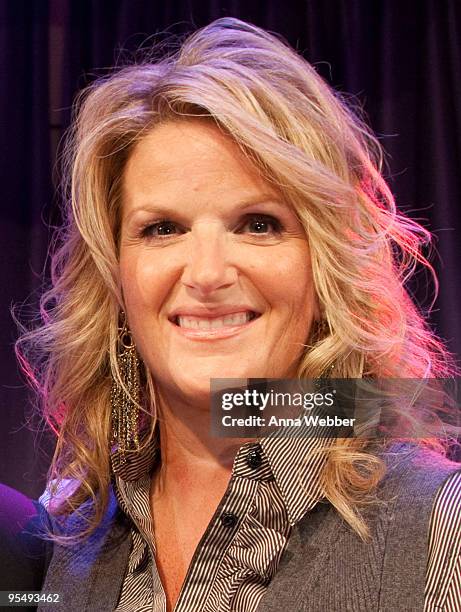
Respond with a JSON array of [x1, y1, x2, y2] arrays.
[[118, 251, 168, 320], [252, 246, 316, 312]]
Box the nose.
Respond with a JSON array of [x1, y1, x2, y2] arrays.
[[181, 222, 238, 295]]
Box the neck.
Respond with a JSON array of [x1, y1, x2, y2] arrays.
[[152, 388, 255, 493]]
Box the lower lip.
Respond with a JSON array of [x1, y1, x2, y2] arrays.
[[170, 316, 260, 340]]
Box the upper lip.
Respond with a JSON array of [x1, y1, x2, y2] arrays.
[[168, 305, 261, 321]]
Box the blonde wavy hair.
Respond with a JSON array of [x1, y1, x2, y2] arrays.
[[15, 17, 456, 543]]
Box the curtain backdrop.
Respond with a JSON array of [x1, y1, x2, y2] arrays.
[[1, 0, 460, 497]]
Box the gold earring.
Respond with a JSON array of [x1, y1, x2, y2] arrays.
[[111, 311, 140, 462]]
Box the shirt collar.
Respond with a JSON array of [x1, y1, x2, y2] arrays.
[[260, 434, 332, 525], [111, 424, 333, 527]]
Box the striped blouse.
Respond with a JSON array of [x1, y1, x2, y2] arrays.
[[109, 434, 461, 612]]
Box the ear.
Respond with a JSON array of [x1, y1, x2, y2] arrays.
[[115, 274, 126, 312]]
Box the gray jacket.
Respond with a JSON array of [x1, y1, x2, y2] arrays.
[[39, 445, 461, 611]]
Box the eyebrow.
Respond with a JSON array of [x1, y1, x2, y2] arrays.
[[123, 195, 286, 223]]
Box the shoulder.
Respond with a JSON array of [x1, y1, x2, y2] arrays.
[[40, 481, 132, 608], [371, 444, 461, 553], [39, 479, 129, 553], [378, 443, 461, 502]]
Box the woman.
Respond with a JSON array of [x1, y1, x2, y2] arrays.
[[15, 17, 460, 612]]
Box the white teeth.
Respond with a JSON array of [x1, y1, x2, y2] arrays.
[[177, 312, 254, 330]]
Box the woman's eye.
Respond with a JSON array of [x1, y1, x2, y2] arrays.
[[141, 221, 181, 238], [240, 215, 282, 235]]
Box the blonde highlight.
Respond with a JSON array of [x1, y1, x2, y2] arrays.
[[15, 17, 457, 544]]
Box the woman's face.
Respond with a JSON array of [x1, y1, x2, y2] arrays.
[[119, 119, 318, 406]]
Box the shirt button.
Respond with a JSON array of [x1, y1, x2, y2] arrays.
[[220, 512, 238, 528], [246, 446, 263, 469]]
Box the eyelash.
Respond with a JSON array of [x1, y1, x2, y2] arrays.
[[139, 215, 284, 240]]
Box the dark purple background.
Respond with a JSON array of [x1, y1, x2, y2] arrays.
[[1, 1, 460, 498]]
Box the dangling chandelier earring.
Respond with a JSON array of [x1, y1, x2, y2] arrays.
[[111, 311, 140, 462]]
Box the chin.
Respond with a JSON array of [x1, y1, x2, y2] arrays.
[[173, 370, 257, 401], [175, 357, 262, 380]]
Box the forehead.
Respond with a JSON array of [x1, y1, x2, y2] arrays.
[[122, 119, 279, 209]]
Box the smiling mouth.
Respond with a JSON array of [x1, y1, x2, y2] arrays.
[[171, 311, 261, 330]]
